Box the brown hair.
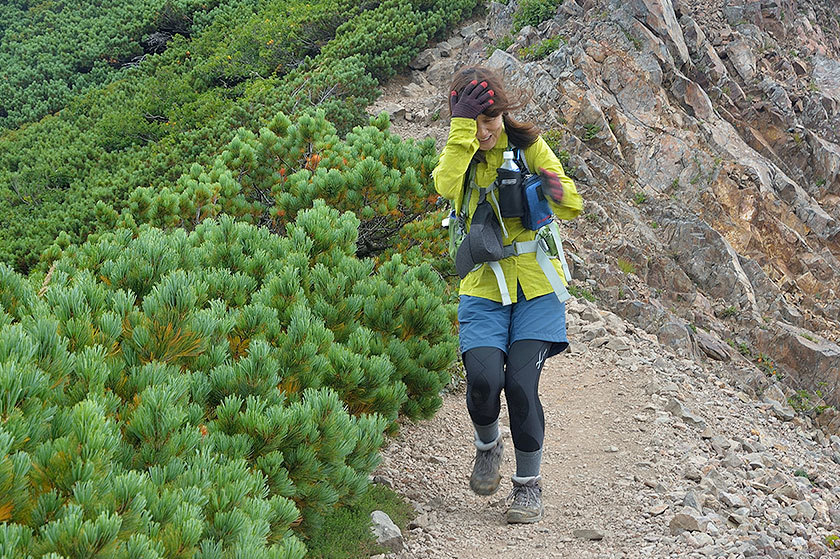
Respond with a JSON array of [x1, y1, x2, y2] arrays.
[[448, 65, 540, 152]]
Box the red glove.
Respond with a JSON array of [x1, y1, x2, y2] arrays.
[[450, 80, 495, 119], [539, 168, 564, 204]]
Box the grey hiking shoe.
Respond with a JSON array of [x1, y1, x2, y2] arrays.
[[506, 476, 543, 523], [469, 436, 504, 495]]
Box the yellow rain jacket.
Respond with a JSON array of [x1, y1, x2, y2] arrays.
[[433, 118, 582, 303]]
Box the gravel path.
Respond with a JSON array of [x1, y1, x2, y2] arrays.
[[373, 298, 840, 558]]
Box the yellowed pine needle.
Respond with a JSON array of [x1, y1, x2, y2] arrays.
[[37, 263, 56, 297]]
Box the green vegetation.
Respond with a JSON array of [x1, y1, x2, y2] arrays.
[[721, 305, 738, 318], [568, 283, 596, 302], [0, 204, 456, 555], [487, 33, 514, 56], [512, 0, 560, 31], [622, 29, 642, 51], [308, 485, 414, 558], [519, 36, 565, 61], [583, 123, 601, 141], [541, 130, 576, 177], [633, 192, 647, 205], [1, 0, 479, 273], [0, 1, 478, 556], [788, 386, 833, 415], [732, 341, 780, 378], [0, 0, 221, 130], [616, 257, 636, 275]]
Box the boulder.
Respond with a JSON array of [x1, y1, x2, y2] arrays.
[[625, 0, 690, 67]]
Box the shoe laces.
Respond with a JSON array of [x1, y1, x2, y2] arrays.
[[507, 479, 541, 509], [473, 440, 502, 477]]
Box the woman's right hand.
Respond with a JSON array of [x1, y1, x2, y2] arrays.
[[450, 80, 495, 120]]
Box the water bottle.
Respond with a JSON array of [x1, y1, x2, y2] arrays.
[[497, 150, 524, 217]]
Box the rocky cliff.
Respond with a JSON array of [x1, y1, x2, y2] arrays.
[[375, 0, 840, 426]]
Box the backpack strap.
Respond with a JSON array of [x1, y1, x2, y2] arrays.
[[513, 145, 531, 174]]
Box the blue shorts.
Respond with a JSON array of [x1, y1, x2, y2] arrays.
[[458, 283, 569, 357]]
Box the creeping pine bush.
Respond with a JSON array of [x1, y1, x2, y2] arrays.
[[1, 0, 480, 274], [110, 110, 440, 260], [512, 0, 561, 31], [0, 205, 457, 557]]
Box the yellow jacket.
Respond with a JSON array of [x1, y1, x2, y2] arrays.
[[433, 118, 582, 303]]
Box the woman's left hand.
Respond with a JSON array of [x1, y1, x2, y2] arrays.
[[539, 168, 564, 204]]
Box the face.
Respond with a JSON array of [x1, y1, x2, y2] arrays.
[[476, 113, 503, 151]]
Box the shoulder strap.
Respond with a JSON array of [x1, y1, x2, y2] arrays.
[[459, 161, 475, 217], [512, 145, 531, 174]]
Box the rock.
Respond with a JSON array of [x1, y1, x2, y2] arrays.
[[770, 400, 795, 421], [573, 528, 605, 540], [408, 49, 436, 71], [694, 329, 732, 361], [683, 490, 704, 510], [606, 337, 632, 351], [794, 500, 816, 521], [624, 0, 690, 67], [725, 40, 757, 81], [670, 72, 715, 120], [670, 507, 712, 534], [664, 218, 759, 314], [370, 511, 404, 552], [657, 322, 699, 360], [666, 397, 707, 428], [649, 503, 669, 516], [719, 491, 748, 508], [814, 55, 840, 103], [378, 103, 406, 121], [372, 475, 394, 488]]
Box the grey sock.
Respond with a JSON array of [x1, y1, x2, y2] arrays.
[[514, 448, 542, 478], [473, 420, 500, 446]]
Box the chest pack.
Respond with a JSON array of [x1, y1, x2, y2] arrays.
[[446, 144, 572, 306]]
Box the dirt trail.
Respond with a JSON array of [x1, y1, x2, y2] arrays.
[[375, 299, 691, 559]]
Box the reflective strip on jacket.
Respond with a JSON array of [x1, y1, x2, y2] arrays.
[[432, 117, 583, 304]]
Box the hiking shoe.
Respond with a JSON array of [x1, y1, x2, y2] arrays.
[[506, 476, 543, 524], [469, 436, 504, 495]]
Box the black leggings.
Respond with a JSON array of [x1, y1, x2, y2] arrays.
[[463, 340, 551, 452]]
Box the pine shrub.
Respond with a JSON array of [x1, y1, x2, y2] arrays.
[[0, 203, 457, 555]]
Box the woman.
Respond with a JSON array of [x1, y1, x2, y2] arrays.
[[432, 66, 582, 524]]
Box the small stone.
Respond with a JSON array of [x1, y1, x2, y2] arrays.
[[693, 533, 714, 546], [666, 398, 707, 428], [794, 500, 816, 521], [371, 511, 404, 552], [670, 507, 711, 534], [649, 503, 669, 516], [605, 445, 619, 453], [719, 491, 747, 508], [683, 491, 703, 511], [573, 528, 605, 540], [372, 475, 393, 488], [684, 467, 702, 482]]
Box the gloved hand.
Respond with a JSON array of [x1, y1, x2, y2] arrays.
[[539, 168, 564, 204], [450, 80, 495, 119]]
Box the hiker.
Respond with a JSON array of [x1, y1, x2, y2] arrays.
[[432, 66, 582, 524]]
